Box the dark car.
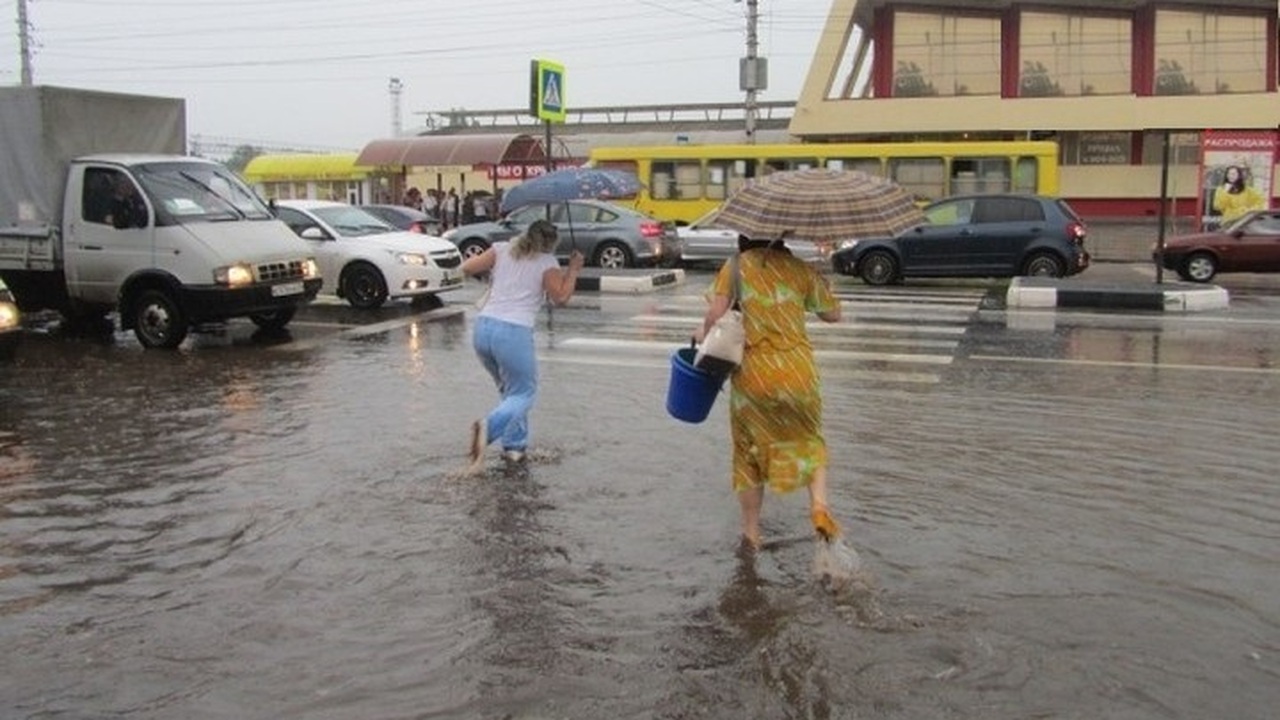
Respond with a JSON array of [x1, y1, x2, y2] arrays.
[[442, 198, 682, 269], [1156, 209, 1280, 282], [832, 193, 1090, 285], [359, 204, 441, 236]]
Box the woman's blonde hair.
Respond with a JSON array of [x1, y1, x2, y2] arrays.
[[510, 219, 559, 259]]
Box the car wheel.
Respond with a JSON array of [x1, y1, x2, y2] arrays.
[[858, 250, 899, 286], [132, 289, 188, 349], [458, 239, 489, 260], [1022, 252, 1066, 278], [1183, 252, 1217, 283], [249, 307, 296, 331], [341, 262, 389, 309], [593, 241, 633, 269]]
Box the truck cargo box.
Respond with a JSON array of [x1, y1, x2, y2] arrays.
[[0, 85, 186, 232]]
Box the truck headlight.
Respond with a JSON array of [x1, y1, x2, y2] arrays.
[[396, 252, 427, 266], [0, 301, 19, 331], [214, 263, 255, 287]]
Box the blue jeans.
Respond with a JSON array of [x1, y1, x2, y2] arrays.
[[472, 316, 537, 452]]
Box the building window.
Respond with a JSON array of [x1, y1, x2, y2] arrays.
[[1154, 9, 1268, 95], [892, 11, 1001, 97], [1139, 131, 1202, 166], [1019, 11, 1132, 97], [1061, 132, 1133, 165]]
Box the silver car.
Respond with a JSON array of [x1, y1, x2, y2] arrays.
[[443, 199, 683, 269], [677, 209, 833, 267]]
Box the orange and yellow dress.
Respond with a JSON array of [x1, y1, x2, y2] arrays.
[[709, 248, 840, 494]]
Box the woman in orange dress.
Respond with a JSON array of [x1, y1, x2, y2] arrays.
[[697, 236, 843, 550]]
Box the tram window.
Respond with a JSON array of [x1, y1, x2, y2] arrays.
[[766, 158, 819, 172], [888, 157, 945, 202], [651, 161, 678, 200], [673, 160, 702, 199], [952, 157, 1011, 194], [828, 158, 884, 177], [727, 159, 754, 194], [1014, 158, 1038, 193], [706, 161, 731, 200]]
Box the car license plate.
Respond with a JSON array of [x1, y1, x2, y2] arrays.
[[271, 281, 304, 297]]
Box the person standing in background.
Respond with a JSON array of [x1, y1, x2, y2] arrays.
[[444, 188, 460, 230]]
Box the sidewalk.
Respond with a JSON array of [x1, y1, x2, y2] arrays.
[[1087, 217, 1195, 263]]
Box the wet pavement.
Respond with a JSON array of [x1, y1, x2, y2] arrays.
[[2, 268, 1279, 719]]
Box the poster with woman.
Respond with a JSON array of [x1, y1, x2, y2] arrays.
[[1198, 131, 1277, 231]]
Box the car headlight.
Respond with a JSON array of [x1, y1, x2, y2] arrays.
[[214, 263, 255, 287], [302, 258, 320, 279], [837, 239, 859, 251], [441, 228, 456, 240], [396, 252, 428, 266], [0, 301, 19, 331]]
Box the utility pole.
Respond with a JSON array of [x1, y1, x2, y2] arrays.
[[17, 0, 33, 85], [389, 77, 403, 136], [739, 0, 765, 144]]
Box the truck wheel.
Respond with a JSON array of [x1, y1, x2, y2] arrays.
[[249, 307, 296, 331], [133, 289, 188, 349], [342, 262, 388, 309]]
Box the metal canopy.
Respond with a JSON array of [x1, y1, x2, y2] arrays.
[[355, 133, 548, 167]]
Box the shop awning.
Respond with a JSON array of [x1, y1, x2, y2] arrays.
[[354, 133, 548, 168], [241, 153, 369, 182]]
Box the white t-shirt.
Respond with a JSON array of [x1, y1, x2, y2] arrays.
[[479, 241, 561, 328]]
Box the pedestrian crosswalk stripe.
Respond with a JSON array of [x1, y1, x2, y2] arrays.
[[555, 337, 954, 364]]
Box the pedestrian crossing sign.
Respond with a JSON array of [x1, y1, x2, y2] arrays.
[[529, 58, 566, 123]]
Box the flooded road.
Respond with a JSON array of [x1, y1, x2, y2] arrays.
[[2, 271, 1278, 719]]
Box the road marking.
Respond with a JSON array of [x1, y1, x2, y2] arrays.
[[629, 314, 969, 335], [538, 353, 943, 383], [557, 337, 955, 364], [970, 353, 1280, 375]]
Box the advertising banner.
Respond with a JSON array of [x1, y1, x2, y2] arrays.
[[1198, 130, 1277, 231]]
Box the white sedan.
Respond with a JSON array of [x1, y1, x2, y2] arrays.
[[273, 200, 463, 309], [676, 209, 833, 267]]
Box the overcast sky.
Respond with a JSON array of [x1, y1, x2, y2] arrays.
[[2, 0, 836, 151]]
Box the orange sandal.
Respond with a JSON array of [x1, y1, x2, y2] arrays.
[[811, 506, 840, 542]]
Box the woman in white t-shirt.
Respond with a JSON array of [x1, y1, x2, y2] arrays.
[[460, 219, 584, 471]]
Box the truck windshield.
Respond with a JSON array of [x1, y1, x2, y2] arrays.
[[134, 162, 274, 224]]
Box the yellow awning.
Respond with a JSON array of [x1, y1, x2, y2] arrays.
[[241, 153, 370, 182]]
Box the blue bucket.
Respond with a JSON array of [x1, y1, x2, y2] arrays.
[[666, 347, 726, 424]]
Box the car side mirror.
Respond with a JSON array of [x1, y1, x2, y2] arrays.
[[1231, 229, 1246, 239], [300, 226, 327, 240]]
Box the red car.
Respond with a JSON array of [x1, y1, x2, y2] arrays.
[[1156, 210, 1280, 282]]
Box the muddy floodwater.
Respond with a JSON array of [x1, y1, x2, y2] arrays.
[[2, 281, 1279, 719]]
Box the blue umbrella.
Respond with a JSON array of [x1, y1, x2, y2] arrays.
[[499, 167, 643, 214]]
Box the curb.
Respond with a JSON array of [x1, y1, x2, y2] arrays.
[[1007, 277, 1229, 312], [575, 269, 686, 294]]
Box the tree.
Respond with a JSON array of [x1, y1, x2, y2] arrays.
[[225, 144, 263, 173]]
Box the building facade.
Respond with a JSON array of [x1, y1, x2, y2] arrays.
[[791, 0, 1279, 216]]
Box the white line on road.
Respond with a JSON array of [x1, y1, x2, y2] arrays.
[[970, 353, 1280, 375], [556, 337, 954, 364]]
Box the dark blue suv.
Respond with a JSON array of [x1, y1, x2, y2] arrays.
[[832, 194, 1090, 285]]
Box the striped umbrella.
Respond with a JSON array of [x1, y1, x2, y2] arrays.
[[712, 168, 926, 243]]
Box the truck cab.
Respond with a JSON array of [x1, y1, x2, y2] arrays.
[[55, 156, 322, 347]]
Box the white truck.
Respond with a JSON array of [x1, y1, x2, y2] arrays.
[[0, 85, 322, 349]]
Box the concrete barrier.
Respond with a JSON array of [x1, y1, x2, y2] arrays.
[[1008, 276, 1229, 312]]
